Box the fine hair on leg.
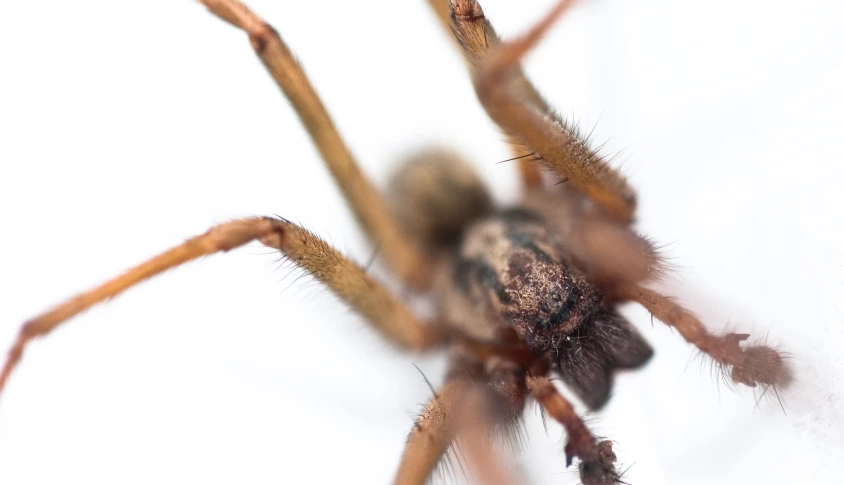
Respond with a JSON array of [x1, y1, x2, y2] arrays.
[[0, 218, 442, 397], [619, 284, 793, 392], [526, 375, 621, 485], [198, 0, 431, 288], [444, 0, 549, 189], [394, 372, 469, 485], [453, 0, 637, 222], [454, 386, 522, 485]]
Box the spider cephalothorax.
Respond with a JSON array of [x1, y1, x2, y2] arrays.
[[0, 1, 793, 484], [438, 202, 654, 410]]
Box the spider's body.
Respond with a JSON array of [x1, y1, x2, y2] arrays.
[[0, 1, 794, 484], [389, 148, 655, 412], [437, 195, 654, 410], [406, 163, 654, 409], [444, 205, 602, 342]]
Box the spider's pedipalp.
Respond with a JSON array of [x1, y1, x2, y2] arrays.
[[620, 284, 794, 392], [198, 0, 432, 289], [526, 376, 623, 485]]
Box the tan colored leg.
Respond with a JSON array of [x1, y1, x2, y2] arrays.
[[393, 377, 465, 485], [618, 284, 793, 390], [198, 0, 431, 288], [456, 388, 520, 485], [393, 351, 528, 485], [448, 0, 555, 114], [526, 376, 620, 485], [427, 0, 544, 189], [453, 0, 637, 223], [393, 369, 524, 485], [426, 0, 451, 30], [0, 218, 440, 398]]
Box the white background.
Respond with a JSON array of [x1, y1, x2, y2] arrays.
[[1, 0, 842, 484]]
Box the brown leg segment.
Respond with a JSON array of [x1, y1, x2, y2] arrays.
[[447, 0, 557, 117], [453, 0, 637, 223], [451, 0, 545, 190], [456, 387, 521, 485], [197, 0, 431, 289], [619, 284, 793, 390], [0, 218, 440, 398], [393, 377, 466, 485], [426, 0, 452, 30], [394, 350, 529, 485], [526, 376, 620, 485], [430, 0, 544, 189]]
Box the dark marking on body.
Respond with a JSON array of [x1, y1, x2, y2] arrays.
[[448, 207, 600, 340], [441, 205, 653, 410], [451, 252, 513, 305]]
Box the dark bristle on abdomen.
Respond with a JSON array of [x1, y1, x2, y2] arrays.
[[441, 206, 653, 409]]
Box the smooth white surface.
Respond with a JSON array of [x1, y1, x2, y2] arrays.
[[0, 1, 842, 484]]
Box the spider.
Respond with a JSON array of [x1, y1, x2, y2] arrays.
[[3, 0, 836, 482]]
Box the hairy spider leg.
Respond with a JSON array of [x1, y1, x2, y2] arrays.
[[527, 375, 622, 485], [198, 0, 432, 289], [0, 218, 441, 397], [619, 284, 793, 391], [454, 0, 638, 223]]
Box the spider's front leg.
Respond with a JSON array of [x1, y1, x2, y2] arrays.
[[449, 0, 637, 222], [428, 0, 547, 188], [0, 218, 442, 397]]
